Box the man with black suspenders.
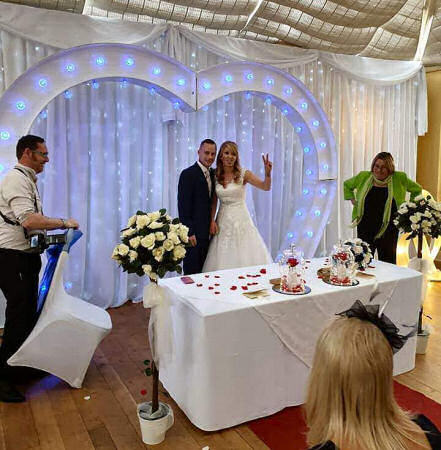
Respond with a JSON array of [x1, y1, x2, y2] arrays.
[[0, 135, 79, 402]]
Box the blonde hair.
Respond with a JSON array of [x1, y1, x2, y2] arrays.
[[371, 152, 395, 175], [216, 141, 241, 187], [305, 317, 429, 450]]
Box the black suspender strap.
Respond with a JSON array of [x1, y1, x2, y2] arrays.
[[0, 210, 20, 226]]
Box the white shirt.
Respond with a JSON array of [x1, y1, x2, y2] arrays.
[[0, 163, 42, 250], [197, 161, 212, 196]]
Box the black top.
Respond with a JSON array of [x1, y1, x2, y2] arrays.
[[357, 186, 397, 240], [308, 414, 441, 449]]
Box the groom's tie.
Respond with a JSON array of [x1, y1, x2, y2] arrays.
[[204, 169, 212, 196]]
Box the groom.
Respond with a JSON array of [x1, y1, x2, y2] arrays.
[[178, 139, 217, 274]]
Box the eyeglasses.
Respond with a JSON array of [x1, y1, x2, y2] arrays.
[[31, 149, 49, 158]]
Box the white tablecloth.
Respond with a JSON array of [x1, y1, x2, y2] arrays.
[[157, 259, 422, 431]]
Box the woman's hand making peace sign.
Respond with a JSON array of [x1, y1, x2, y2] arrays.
[[262, 153, 273, 177]]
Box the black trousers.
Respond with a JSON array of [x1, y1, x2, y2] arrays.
[[357, 225, 399, 264], [0, 249, 41, 379], [183, 239, 209, 275]]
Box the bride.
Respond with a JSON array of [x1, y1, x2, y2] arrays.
[[202, 141, 273, 272]]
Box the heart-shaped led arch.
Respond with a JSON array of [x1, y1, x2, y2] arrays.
[[0, 43, 337, 257]]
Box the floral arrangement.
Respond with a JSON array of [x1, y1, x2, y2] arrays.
[[393, 194, 441, 239], [343, 238, 373, 270], [112, 208, 188, 281]]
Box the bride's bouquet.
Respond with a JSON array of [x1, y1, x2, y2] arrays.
[[393, 194, 441, 239], [343, 238, 373, 270], [112, 208, 189, 281]]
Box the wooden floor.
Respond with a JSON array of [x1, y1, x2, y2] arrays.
[[0, 282, 440, 450]]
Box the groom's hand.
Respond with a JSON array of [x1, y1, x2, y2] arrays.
[[189, 235, 197, 247], [210, 221, 218, 236]]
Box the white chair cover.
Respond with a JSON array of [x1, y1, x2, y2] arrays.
[[7, 247, 112, 388]]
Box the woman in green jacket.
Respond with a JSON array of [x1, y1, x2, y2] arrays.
[[343, 152, 421, 264]]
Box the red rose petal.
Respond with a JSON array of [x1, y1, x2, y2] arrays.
[[242, 286, 248, 290], [140, 389, 147, 395], [208, 286, 214, 290], [196, 283, 202, 287], [214, 275, 220, 278], [205, 275, 210, 278], [230, 286, 237, 290], [260, 268, 267, 274], [238, 276, 245, 279], [215, 283, 220, 286], [255, 274, 261, 277], [215, 291, 220, 294]]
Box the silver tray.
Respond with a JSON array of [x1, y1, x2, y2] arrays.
[[322, 278, 359, 287], [272, 285, 311, 295]]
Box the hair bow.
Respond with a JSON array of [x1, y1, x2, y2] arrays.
[[337, 299, 417, 354]]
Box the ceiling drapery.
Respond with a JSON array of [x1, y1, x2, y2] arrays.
[[2, 0, 441, 63]]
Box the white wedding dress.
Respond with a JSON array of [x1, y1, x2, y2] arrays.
[[203, 168, 272, 272]]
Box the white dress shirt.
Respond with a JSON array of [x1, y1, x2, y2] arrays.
[[0, 163, 42, 250]]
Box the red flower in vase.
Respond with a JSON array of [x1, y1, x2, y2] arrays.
[[287, 257, 299, 267], [335, 252, 348, 261]]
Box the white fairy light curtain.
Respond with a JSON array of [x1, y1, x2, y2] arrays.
[[0, 5, 427, 308]]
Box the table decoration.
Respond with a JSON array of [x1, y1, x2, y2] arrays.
[[329, 241, 357, 286], [278, 245, 307, 293]]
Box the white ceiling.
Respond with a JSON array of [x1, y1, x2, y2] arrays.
[[3, 0, 441, 64]]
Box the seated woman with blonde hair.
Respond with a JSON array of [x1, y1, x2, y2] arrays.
[[305, 301, 441, 450]]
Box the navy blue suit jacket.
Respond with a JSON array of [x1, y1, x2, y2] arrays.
[[177, 163, 214, 241]]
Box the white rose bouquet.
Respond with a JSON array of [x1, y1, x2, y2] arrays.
[[112, 208, 188, 281], [343, 238, 373, 270], [393, 194, 441, 239]]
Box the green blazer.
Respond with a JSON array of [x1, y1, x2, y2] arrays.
[[343, 171, 422, 222]]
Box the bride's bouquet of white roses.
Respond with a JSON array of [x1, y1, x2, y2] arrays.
[[393, 194, 441, 239], [112, 208, 188, 281]]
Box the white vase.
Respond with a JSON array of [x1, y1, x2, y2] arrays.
[[416, 331, 430, 355], [138, 401, 174, 445]]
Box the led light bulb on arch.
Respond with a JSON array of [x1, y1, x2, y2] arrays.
[[65, 63, 75, 72]]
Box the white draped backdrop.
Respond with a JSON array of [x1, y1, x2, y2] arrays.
[[0, 4, 427, 309]]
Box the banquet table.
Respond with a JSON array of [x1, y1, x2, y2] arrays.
[[157, 259, 422, 431]]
